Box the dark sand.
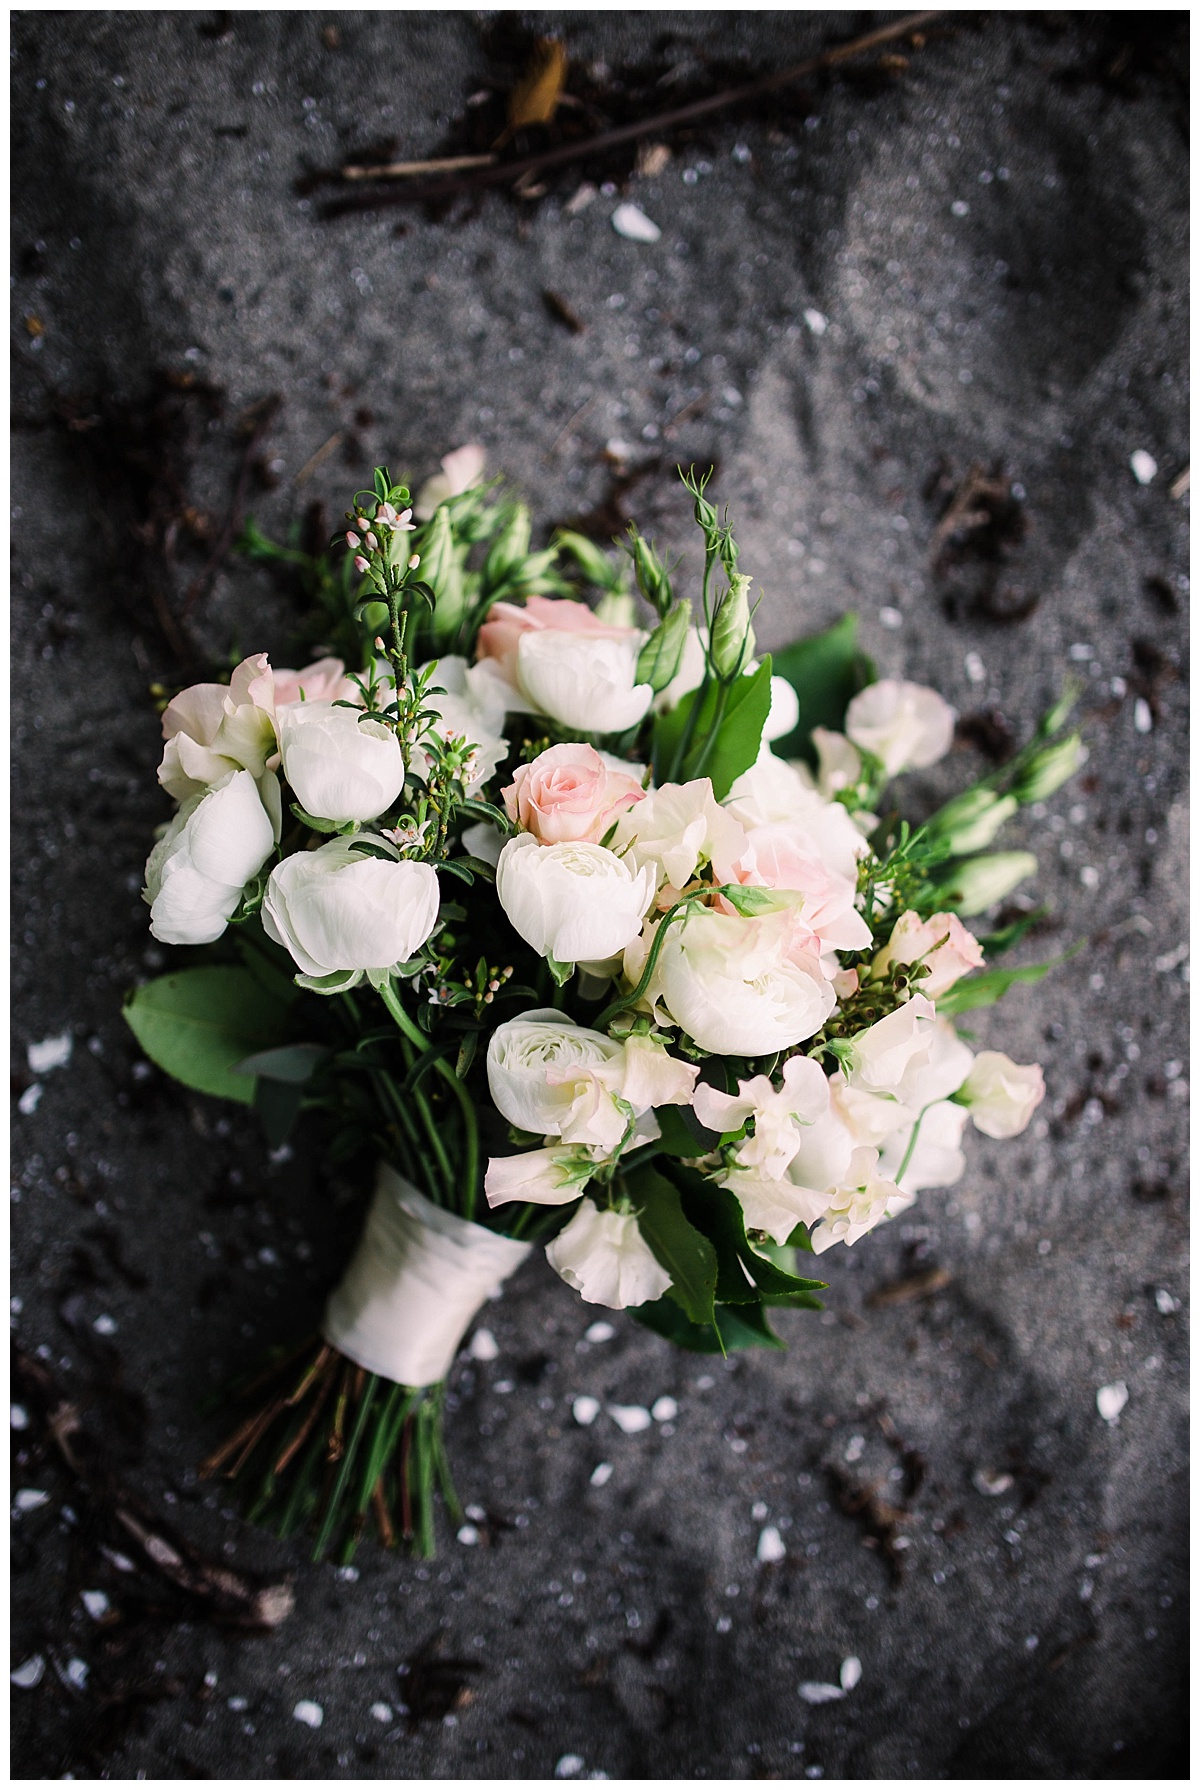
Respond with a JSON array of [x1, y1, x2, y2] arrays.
[[11, 13, 1188, 1779]]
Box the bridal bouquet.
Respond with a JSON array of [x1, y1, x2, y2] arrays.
[[126, 451, 1083, 1564]]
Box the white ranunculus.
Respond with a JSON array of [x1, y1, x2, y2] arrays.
[[544, 1199, 672, 1309], [957, 1051, 1045, 1138], [613, 778, 749, 891], [694, 1055, 830, 1179], [845, 994, 936, 1093], [844, 679, 956, 776], [487, 1011, 627, 1146], [261, 839, 439, 984], [653, 908, 836, 1056], [484, 1145, 594, 1209], [516, 630, 653, 735], [144, 769, 277, 946], [724, 753, 867, 883], [420, 655, 509, 793], [495, 833, 656, 965], [878, 1099, 969, 1193], [277, 701, 406, 824]]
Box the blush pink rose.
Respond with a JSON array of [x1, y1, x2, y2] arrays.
[[476, 596, 639, 683], [873, 908, 985, 998], [503, 743, 645, 846]]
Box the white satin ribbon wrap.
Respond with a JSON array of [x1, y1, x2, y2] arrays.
[[323, 1164, 532, 1386]]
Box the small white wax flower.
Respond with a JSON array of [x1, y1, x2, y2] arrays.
[[611, 203, 661, 243], [757, 1525, 786, 1564], [1097, 1382, 1128, 1424], [292, 1700, 324, 1728]]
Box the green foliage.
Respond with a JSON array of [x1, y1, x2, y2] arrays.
[[652, 656, 774, 798], [935, 952, 1073, 1015], [769, 614, 876, 763], [636, 598, 692, 692], [631, 1294, 786, 1353], [627, 1163, 718, 1327], [123, 967, 295, 1104]]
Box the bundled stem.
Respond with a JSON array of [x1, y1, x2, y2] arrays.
[[200, 1337, 456, 1564]]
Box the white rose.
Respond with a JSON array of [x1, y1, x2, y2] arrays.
[[613, 778, 749, 891], [516, 631, 653, 735], [844, 679, 956, 776], [845, 994, 936, 1093], [278, 701, 406, 824], [724, 753, 867, 883], [544, 1199, 673, 1309], [652, 908, 835, 1055], [957, 1051, 1045, 1138], [878, 1099, 969, 1193], [261, 839, 439, 985], [495, 834, 656, 966], [484, 1145, 594, 1209], [487, 1011, 627, 1146], [144, 769, 277, 946], [420, 655, 509, 793]]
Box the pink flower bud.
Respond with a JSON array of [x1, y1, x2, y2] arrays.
[[345, 532, 361, 549], [354, 554, 370, 574], [408, 553, 421, 570], [365, 532, 378, 550]]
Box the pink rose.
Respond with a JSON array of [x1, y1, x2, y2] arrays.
[[272, 657, 358, 708], [476, 595, 638, 684], [874, 909, 985, 999], [503, 743, 645, 846]]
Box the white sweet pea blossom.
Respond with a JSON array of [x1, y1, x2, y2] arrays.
[[496, 834, 656, 966], [618, 1033, 699, 1112], [544, 1199, 672, 1309], [613, 778, 749, 892], [648, 907, 836, 1056], [724, 753, 867, 883], [809, 1153, 907, 1253], [879, 1099, 969, 1193], [844, 994, 937, 1093], [809, 727, 863, 798], [158, 653, 279, 801], [516, 631, 654, 735], [844, 678, 956, 776], [261, 840, 439, 988], [278, 702, 406, 825], [484, 1145, 594, 1208], [873, 909, 984, 999], [889, 1019, 975, 1110], [144, 768, 277, 946], [957, 1052, 1045, 1138], [694, 1056, 830, 1179]]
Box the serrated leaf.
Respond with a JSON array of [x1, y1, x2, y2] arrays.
[[770, 614, 876, 764], [625, 1163, 718, 1326], [123, 967, 293, 1104]]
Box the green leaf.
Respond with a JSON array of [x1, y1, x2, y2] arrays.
[[546, 954, 572, 988], [233, 1043, 331, 1084], [123, 967, 294, 1104], [626, 1163, 718, 1327], [631, 1295, 786, 1354], [653, 656, 774, 799], [254, 1076, 305, 1149], [650, 1104, 719, 1158], [976, 906, 1051, 957], [935, 954, 1068, 1015], [769, 614, 875, 763], [663, 1165, 826, 1302]]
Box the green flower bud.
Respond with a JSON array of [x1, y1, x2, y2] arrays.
[[554, 529, 621, 590], [628, 528, 673, 616], [709, 574, 756, 680], [928, 788, 1018, 854], [484, 504, 532, 586], [636, 598, 693, 692], [595, 589, 639, 629], [931, 851, 1038, 917], [1011, 732, 1087, 804], [417, 505, 469, 642]]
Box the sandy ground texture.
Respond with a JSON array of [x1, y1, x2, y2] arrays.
[[10, 11, 1189, 1781]]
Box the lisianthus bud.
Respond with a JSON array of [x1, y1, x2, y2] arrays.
[[544, 1199, 673, 1309], [709, 573, 756, 680], [636, 599, 693, 695], [1010, 732, 1087, 804], [956, 1051, 1045, 1137], [630, 531, 673, 615], [484, 503, 532, 586], [927, 788, 1018, 855], [555, 529, 623, 592], [931, 851, 1037, 917], [593, 589, 638, 629]]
